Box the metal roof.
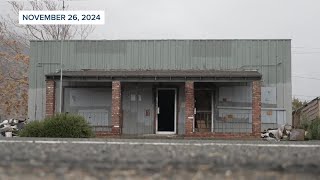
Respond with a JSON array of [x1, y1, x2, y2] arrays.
[[46, 70, 261, 82], [30, 39, 292, 42]]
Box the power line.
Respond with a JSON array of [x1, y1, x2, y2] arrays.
[[292, 52, 320, 54], [293, 94, 318, 98], [293, 72, 320, 76], [292, 47, 320, 54], [292, 95, 317, 101], [292, 47, 320, 49], [292, 75, 320, 80]]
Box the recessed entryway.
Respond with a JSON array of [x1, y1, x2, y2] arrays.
[[195, 89, 213, 132], [156, 89, 176, 134]]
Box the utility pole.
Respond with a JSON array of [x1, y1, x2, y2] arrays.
[[59, 0, 65, 113]]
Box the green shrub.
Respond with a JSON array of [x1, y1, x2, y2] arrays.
[[297, 115, 309, 130], [19, 113, 94, 138], [299, 120, 310, 131], [308, 118, 320, 140], [19, 120, 44, 137]]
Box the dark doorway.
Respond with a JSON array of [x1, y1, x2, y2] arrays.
[[157, 89, 175, 133], [195, 90, 213, 132]]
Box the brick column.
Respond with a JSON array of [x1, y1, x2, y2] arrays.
[[185, 81, 194, 135], [252, 80, 261, 136], [45, 80, 56, 117], [111, 81, 122, 134]]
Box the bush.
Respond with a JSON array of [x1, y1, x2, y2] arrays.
[[299, 120, 310, 131], [19, 113, 94, 138], [308, 118, 320, 140], [296, 115, 309, 130], [19, 120, 44, 137]]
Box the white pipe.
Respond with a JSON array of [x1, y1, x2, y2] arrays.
[[59, 1, 65, 113], [59, 39, 63, 113]]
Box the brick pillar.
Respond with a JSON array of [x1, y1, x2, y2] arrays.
[[45, 80, 56, 117], [111, 81, 121, 134], [252, 80, 261, 136], [185, 81, 194, 135]]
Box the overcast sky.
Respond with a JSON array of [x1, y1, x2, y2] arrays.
[[1, 0, 320, 101]]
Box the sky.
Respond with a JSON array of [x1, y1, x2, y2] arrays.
[[1, 0, 320, 101]]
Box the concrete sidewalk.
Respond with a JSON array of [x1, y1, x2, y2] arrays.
[[0, 138, 319, 179]]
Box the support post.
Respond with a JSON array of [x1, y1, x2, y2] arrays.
[[111, 81, 122, 134], [252, 80, 261, 136], [185, 81, 194, 135], [45, 80, 56, 117]]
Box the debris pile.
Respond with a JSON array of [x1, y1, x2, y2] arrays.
[[0, 119, 26, 137], [261, 124, 305, 141]]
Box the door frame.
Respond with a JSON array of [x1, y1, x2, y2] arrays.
[[211, 90, 214, 132], [156, 88, 177, 134], [194, 89, 215, 133]]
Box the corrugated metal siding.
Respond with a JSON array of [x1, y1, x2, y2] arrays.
[[30, 40, 291, 73], [122, 83, 155, 134], [29, 40, 291, 124], [293, 99, 320, 127], [301, 99, 320, 121]]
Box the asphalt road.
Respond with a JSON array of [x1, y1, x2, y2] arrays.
[[0, 138, 319, 179]]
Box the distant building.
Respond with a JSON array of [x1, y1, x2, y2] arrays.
[[292, 97, 320, 127], [28, 39, 292, 138]]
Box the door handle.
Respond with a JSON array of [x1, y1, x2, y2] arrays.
[[157, 107, 160, 114]]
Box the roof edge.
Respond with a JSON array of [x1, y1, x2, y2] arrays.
[[30, 39, 292, 42]]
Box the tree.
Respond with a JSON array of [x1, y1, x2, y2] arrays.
[[3, 0, 95, 44], [292, 97, 307, 111], [0, 32, 29, 119], [0, 0, 95, 119]]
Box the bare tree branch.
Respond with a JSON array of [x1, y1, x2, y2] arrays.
[[4, 0, 95, 41], [0, 0, 96, 118]]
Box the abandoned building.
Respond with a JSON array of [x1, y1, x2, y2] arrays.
[[292, 97, 320, 128], [28, 39, 292, 138]]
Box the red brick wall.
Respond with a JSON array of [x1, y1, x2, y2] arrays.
[[183, 80, 261, 139], [45, 80, 56, 117], [252, 80, 261, 136], [184, 132, 259, 139], [95, 131, 121, 138], [185, 81, 194, 135], [111, 81, 121, 134]]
